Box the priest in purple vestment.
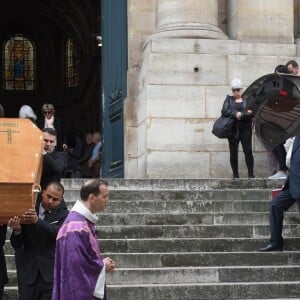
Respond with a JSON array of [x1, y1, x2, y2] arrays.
[[52, 179, 116, 300]]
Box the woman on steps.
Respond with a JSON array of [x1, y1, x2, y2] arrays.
[[221, 78, 255, 179]]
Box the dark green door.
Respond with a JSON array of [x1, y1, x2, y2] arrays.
[[101, 0, 127, 178]]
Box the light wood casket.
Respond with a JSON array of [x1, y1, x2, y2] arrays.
[[0, 118, 43, 223]]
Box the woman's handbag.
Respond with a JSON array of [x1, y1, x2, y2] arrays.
[[212, 116, 235, 138]]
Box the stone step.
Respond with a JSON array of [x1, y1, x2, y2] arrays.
[[62, 212, 300, 226], [93, 200, 297, 214], [4, 282, 300, 300], [4, 223, 288, 242], [108, 282, 300, 300], [6, 266, 300, 286], [101, 238, 300, 253], [102, 237, 300, 253], [2, 287, 17, 300], [103, 251, 300, 268], [63, 189, 272, 202], [95, 224, 300, 239], [61, 178, 284, 190], [108, 265, 300, 284], [5, 237, 299, 254], [5, 251, 300, 269], [3, 212, 300, 229]]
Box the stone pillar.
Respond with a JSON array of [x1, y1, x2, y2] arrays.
[[228, 0, 294, 43], [295, 0, 300, 44], [155, 0, 228, 39]]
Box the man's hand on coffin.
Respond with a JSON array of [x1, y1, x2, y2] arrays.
[[23, 209, 39, 224], [8, 216, 21, 234]]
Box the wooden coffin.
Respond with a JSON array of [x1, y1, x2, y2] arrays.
[[0, 118, 43, 223]]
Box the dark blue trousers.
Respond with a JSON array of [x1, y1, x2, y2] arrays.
[[270, 188, 298, 248]]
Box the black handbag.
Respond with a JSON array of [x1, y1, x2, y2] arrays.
[[212, 115, 235, 138]]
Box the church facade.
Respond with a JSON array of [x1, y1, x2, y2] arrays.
[[125, 0, 300, 178]]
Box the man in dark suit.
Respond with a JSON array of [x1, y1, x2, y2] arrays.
[[259, 136, 300, 251], [0, 225, 8, 299], [41, 128, 66, 189], [8, 182, 68, 300]]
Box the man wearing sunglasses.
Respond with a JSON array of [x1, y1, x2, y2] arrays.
[[8, 182, 68, 300], [38, 104, 65, 151]]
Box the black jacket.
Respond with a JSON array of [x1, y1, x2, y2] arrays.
[[221, 95, 252, 122], [284, 137, 300, 200], [41, 151, 66, 189], [10, 197, 69, 284]]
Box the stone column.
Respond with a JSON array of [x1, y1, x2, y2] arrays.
[[295, 0, 300, 44], [228, 0, 294, 43], [155, 0, 228, 39]]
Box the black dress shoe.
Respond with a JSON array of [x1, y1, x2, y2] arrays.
[[258, 244, 283, 252]]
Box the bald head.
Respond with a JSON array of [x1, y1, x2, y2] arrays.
[[80, 179, 108, 201]]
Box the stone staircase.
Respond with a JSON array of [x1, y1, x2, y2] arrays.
[[4, 179, 300, 299]]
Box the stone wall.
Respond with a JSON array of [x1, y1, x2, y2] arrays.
[[126, 0, 300, 178]]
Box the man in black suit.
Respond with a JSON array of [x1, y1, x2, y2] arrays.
[[0, 225, 8, 299], [41, 128, 66, 189], [259, 136, 300, 251], [8, 182, 68, 300]]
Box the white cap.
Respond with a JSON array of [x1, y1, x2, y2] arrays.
[[19, 105, 37, 121], [230, 78, 243, 89]]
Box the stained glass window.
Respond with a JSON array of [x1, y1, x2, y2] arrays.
[[66, 38, 79, 88], [3, 35, 35, 91]]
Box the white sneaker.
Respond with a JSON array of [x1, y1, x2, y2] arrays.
[[268, 171, 287, 180]]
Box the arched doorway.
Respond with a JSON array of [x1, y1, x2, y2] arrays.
[[0, 0, 127, 178]]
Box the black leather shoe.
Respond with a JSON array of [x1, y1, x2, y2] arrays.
[[258, 244, 283, 252]]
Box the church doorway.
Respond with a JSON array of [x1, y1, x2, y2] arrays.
[[0, 0, 127, 177]]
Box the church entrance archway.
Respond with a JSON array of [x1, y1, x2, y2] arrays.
[[0, 0, 127, 178]]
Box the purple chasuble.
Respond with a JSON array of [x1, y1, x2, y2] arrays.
[[52, 211, 106, 300]]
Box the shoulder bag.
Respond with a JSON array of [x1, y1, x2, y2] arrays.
[[212, 97, 235, 139]]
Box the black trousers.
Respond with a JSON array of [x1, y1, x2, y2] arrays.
[[269, 188, 298, 248], [228, 124, 254, 177], [19, 272, 52, 300], [272, 143, 288, 171]]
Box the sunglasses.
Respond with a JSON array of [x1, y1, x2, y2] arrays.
[[43, 111, 53, 115], [232, 88, 241, 92]]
